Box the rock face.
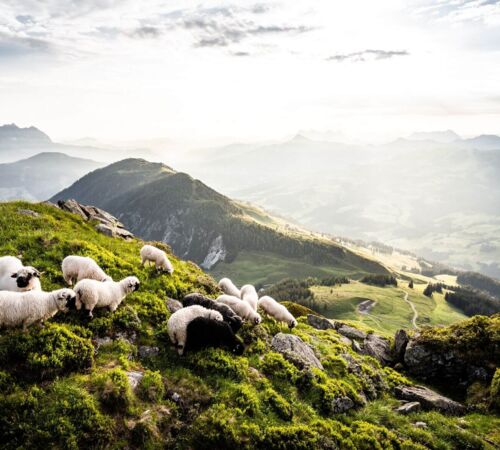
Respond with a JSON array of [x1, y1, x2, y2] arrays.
[[271, 333, 323, 370], [330, 396, 355, 413], [394, 329, 410, 361], [362, 334, 393, 365], [394, 385, 466, 415], [396, 401, 421, 415], [56, 199, 134, 240], [336, 324, 367, 341], [307, 314, 335, 331]]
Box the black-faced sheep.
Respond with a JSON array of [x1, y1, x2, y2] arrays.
[[62, 255, 112, 285], [167, 305, 223, 355], [258, 295, 297, 328], [185, 317, 244, 355], [183, 292, 243, 333], [0, 256, 42, 292], [217, 294, 262, 325], [0, 288, 76, 330], [74, 276, 140, 317], [140, 244, 174, 274]]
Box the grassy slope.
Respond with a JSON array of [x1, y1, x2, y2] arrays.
[[0, 201, 497, 449], [311, 280, 467, 336]]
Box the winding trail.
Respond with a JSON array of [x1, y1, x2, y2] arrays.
[[402, 290, 419, 329]]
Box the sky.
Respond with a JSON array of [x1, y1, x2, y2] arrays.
[[0, 0, 500, 145]]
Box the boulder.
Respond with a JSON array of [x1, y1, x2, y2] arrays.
[[271, 333, 323, 370], [138, 346, 160, 359], [414, 422, 427, 429], [17, 208, 40, 217], [307, 314, 335, 330], [330, 396, 355, 413], [126, 370, 144, 390], [396, 401, 421, 415], [394, 329, 410, 361], [394, 385, 466, 415], [362, 333, 393, 366], [337, 324, 367, 341], [167, 298, 183, 314]]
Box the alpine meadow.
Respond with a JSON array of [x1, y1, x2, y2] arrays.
[[0, 1, 499, 449]]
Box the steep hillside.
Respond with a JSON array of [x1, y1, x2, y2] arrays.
[[51, 158, 388, 284], [0, 152, 104, 201], [0, 201, 498, 449]]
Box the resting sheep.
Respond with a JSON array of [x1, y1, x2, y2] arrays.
[[0, 288, 76, 330], [218, 277, 241, 298], [217, 294, 262, 325], [240, 284, 258, 311], [140, 244, 174, 274], [0, 256, 42, 292], [62, 255, 112, 285], [186, 317, 244, 355], [167, 305, 223, 355], [74, 276, 140, 317], [183, 292, 243, 333], [258, 295, 297, 328]]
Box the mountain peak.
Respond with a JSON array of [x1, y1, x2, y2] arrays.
[[408, 130, 461, 143], [0, 123, 52, 144]]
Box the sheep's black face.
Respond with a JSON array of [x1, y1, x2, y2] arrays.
[[12, 268, 40, 288], [288, 320, 298, 329], [232, 342, 245, 356]]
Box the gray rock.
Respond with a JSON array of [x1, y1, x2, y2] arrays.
[[18, 208, 40, 217], [351, 339, 363, 353], [339, 336, 352, 346], [394, 385, 466, 415], [307, 314, 334, 330], [394, 329, 409, 361], [414, 422, 427, 429], [337, 324, 367, 340], [362, 333, 393, 365], [126, 370, 144, 390], [271, 333, 323, 370], [396, 401, 421, 414], [330, 396, 355, 413], [138, 346, 160, 359], [95, 336, 113, 349], [167, 298, 183, 313]]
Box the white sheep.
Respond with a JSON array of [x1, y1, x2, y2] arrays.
[[217, 294, 262, 325], [140, 245, 174, 274], [74, 276, 140, 317], [62, 255, 112, 285], [240, 284, 258, 311], [218, 277, 241, 298], [0, 256, 42, 292], [258, 295, 297, 328], [167, 305, 223, 355], [0, 288, 75, 330]]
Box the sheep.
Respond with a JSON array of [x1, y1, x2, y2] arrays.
[[0, 288, 76, 330], [62, 255, 112, 285], [74, 276, 140, 317], [218, 277, 241, 298], [185, 317, 245, 355], [258, 295, 297, 329], [183, 292, 243, 333], [167, 305, 223, 355], [216, 294, 262, 325], [140, 244, 174, 274], [240, 284, 258, 311], [0, 256, 42, 292]]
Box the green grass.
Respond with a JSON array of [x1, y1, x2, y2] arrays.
[[311, 280, 467, 336], [0, 201, 497, 449], [211, 250, 371, 286]]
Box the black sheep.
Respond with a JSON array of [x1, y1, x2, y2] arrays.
[[185, 316, 245, 355], [183, 293, 243, 333]]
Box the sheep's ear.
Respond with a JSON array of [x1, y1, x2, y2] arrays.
[[11, 273, 18, 278]]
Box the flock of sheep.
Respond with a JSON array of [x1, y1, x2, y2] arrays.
[[0, 243, 297, 356]]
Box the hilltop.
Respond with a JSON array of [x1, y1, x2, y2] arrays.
[[0, 201, 498, 449], [51, 158, 388, 285]]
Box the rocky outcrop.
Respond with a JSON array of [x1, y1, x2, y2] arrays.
[[56, 199, 134, 240], [307, 314, 335, 330], [362, 333, 393, 365], [394, 329, 410, 361], [336, 323, 367, 341], [394, 385, 466, 415], [271, 333, 323, 370]]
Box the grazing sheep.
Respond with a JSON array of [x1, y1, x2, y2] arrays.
[[185, 317, 245, 355], [183, 293, 243, 333], [62, 255, 112, 285], [74, 276, 140, 317], [0, 256, 42, 292], [218, 277, 241, 298], [167, 305, 223, 355], [0, 288, 75, 330], [217, 294, 262, 325], [258, 296, 297, 328], [240, 284, 258, 311], [140, 244, 174, 274]]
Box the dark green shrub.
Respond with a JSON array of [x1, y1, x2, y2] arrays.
[[188, 348, 248, 380], [263, 388, 293, 421], [138, 370, 165, 402], [260, 425, 322, 450], [233, 384, 260, 416], [95, 368, 133, 413], [259, 352, 299, 382]]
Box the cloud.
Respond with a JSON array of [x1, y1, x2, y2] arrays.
[[326, 49, 409, 63], [413, 0, 500, 26], [0, 32, 53, 59], [130, 26, 161, 39]]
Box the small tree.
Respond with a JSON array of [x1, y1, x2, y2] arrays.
[[408, 280, 414, 289]]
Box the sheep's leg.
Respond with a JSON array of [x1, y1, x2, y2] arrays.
[[177, 343, 185, 356]]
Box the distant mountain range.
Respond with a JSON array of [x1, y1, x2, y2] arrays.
[[0, 152, 104, 201], [51, 158, 388, 284]]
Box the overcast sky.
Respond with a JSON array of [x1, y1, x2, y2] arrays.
[[1, 0, 500, 145]]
